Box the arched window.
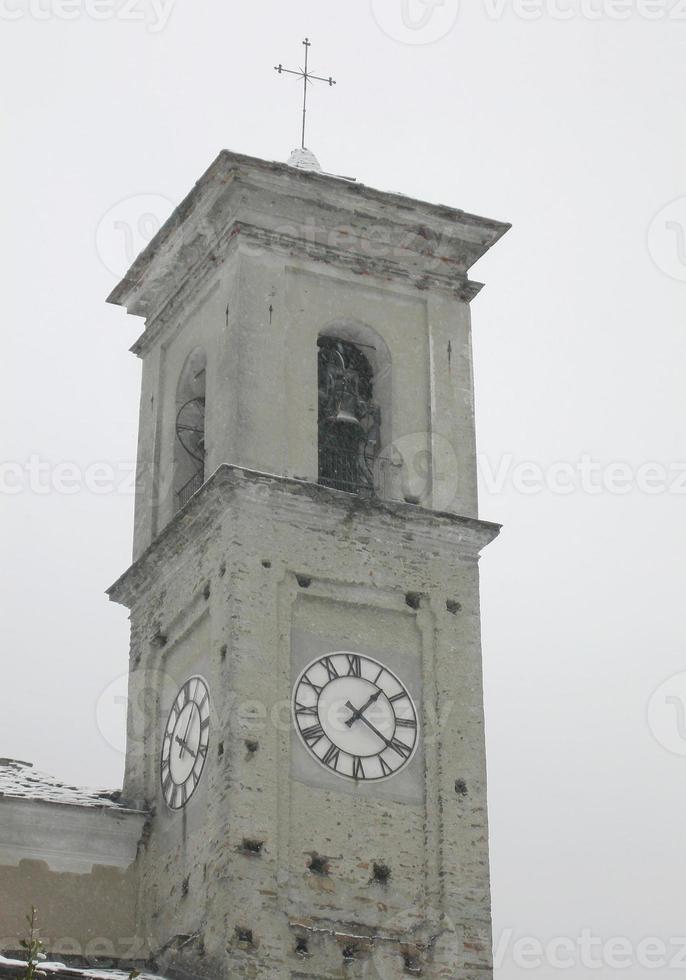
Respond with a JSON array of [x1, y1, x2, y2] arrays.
[[174, 348, 206, 512], [317, 336, 381, 495]]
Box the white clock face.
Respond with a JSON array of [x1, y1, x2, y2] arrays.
[[160, 676, 210, 810], [292, 653, 419, 782]]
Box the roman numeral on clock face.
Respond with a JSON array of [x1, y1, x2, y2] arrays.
[[295, 702, 318, 717], [395, 717, 417, 729], [346, 654, 362, 677], [389, 737, 412, 759], [322, 743, 340, 770], [352, 756, 365, 779], [379, 756, 393, 777], [301, 723, 325, 748], [301, 674, 323, 696], [322, 657, 339, 681]]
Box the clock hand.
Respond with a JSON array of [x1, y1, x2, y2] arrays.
[[345, 689, 383, 728], [347, 707, 395, 749], [179, 703, 196, 758]]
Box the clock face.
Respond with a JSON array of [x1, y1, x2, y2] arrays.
[[160, 675, 210, 810], [292, 653, 419, 782]]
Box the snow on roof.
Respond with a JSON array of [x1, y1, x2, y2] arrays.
[[0, 956, 166, 980], [0, 760, 124, 809]]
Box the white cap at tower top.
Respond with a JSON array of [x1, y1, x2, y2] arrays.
[[287, 146, 323, 173]]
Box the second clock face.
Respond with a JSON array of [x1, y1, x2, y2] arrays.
[[160, 675, 210, 810], [292, 652, 419, 782]]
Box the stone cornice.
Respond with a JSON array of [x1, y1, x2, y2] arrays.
[[108, 149, 510, 324], [107, 465, 501, 609], [129, 221, 485, 356]]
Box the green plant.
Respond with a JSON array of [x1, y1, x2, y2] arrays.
[[19, 907, 44, 980]]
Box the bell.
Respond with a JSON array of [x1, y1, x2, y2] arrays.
[[327, 407, 362, 426]]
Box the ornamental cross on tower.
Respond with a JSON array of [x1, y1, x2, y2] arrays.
[[274, 38, 336, 149]]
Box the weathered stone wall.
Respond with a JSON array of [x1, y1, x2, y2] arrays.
[[111, 466, 498, 979]]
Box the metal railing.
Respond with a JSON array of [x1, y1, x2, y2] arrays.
[[176, 469, 205, 510], [318, 446, 392, 498]]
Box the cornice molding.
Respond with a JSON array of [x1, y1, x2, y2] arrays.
[[109, 149, 510, 326], [130, 222, 485, 356], [108, 465, 501, 608]]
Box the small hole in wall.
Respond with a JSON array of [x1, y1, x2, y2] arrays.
[[262, 560, 272, 569], [405, 592, 421, 610], [404, 495, 421, 506], [342, 945, 357, 962], [295, 937, 309, 957], [455, 779, 468, 797], [296, 574, 312, 588], [308, 854, 329, 876], [151, 629, 167, 648], [235, 927, 253, 947], [372, 862, 391, 885], [403, 951, 422, 975], [245, 738, 259, 754], [203, 582, 211, 600], [219, 562, 226, 577], [181, 875, 189, 897], [446, 599, 462, 615], [217, 741, 224, 758], [242, 838, 264, 855], [220, 645, 227, 662]]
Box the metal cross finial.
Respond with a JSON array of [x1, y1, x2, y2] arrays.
[[274, 37, 336, 150]]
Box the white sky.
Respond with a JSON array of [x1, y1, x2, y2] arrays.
[[2, 2, 686, 977]]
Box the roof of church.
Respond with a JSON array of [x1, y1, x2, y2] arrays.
[[0, 760, 125, 810], [0, 957, 165, 980]]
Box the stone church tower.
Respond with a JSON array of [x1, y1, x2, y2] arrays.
[[106, 148, 509, 979]]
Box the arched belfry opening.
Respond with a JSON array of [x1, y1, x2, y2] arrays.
[[317, 336, 382, 495], [174, 348, 206, 512]]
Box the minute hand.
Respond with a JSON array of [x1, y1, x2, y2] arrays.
[[345, 689, 382, 728], [345, 700, 394, 748]]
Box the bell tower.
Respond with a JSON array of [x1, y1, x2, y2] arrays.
[[108, 149, 509, 979]]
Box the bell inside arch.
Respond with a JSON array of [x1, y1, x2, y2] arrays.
[[326, 391, 363, 428]]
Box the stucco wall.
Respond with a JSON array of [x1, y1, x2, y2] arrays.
[[0, 798, 146, 963]]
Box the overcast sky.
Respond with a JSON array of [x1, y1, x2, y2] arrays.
[[2, 2, 686, 977]]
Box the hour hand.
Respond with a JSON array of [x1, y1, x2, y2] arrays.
[[175, 734, 189, 756], [345, 690, 382, 727]]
